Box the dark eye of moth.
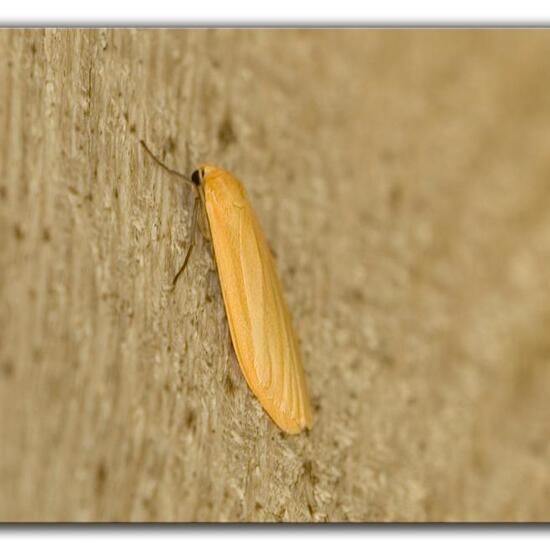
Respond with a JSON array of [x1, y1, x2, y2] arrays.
[[191, 169, 203, 186]]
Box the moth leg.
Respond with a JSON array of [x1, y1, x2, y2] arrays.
[[172, 196, 200, 289], [197, 206, 211, 242]]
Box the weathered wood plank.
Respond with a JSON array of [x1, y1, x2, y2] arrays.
[[1, 29, 550, 521]]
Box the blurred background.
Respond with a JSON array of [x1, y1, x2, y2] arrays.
[[0, 29, 549, 521]]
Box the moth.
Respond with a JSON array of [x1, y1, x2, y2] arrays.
[[141, 141, 312, 434]]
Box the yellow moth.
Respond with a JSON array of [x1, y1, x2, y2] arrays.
[[141, 141, 313, 434]]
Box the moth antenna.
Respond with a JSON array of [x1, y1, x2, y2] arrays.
[[140, 139, 194, 186]]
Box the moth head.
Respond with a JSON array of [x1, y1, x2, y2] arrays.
[[191, 165, 224, 187]]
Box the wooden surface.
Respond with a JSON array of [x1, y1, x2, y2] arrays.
[[1, 29, 550, 522]]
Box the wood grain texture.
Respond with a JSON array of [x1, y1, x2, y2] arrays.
[[1, 29, 550, 521]]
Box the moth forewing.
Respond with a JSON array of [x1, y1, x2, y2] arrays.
[[200, 166, 312, 434]]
